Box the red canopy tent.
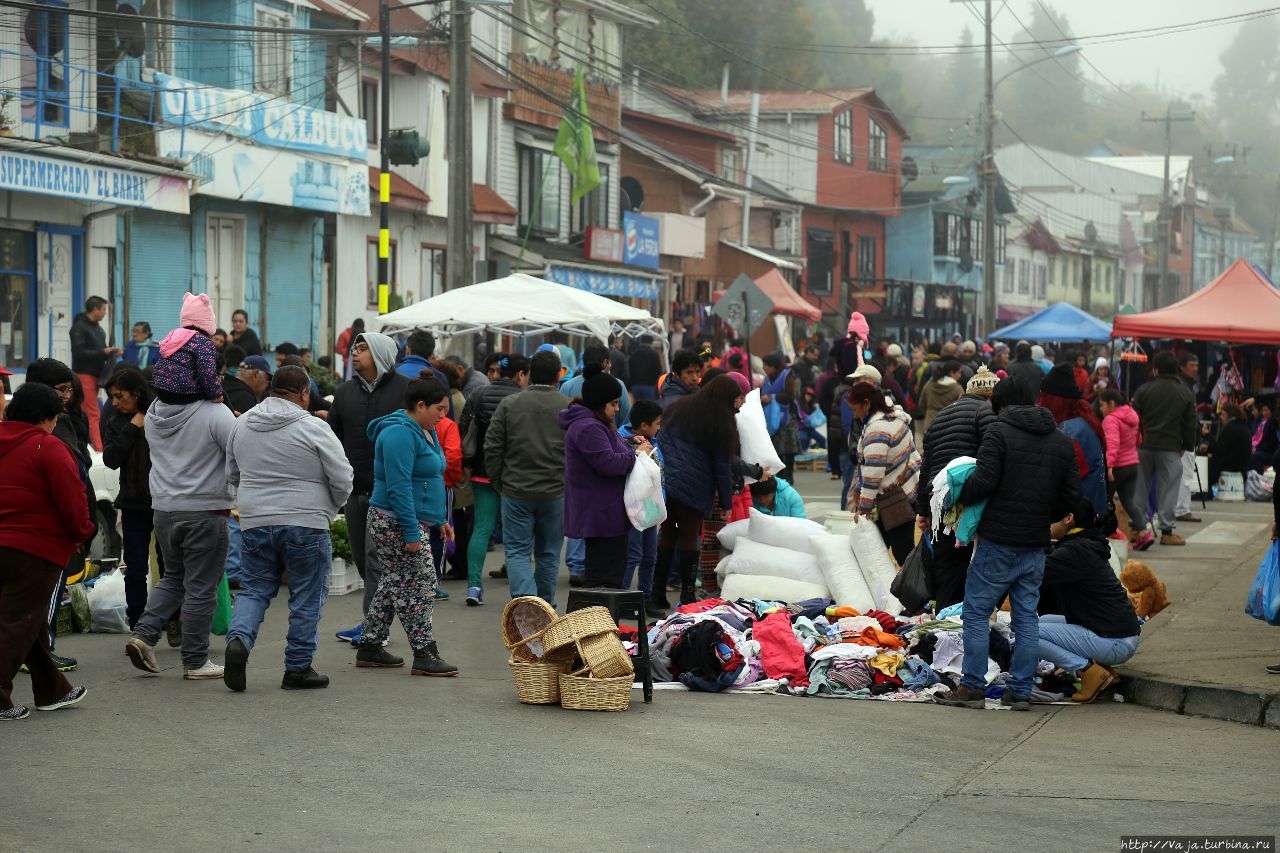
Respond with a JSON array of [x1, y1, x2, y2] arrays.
[[1111, 260, 1280, 345]]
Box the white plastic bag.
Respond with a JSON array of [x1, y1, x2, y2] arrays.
[[624, 450, 667, 531], [735, 389, 784, 480], [88, 569, 130, 633], [847, 518, 903, 615]]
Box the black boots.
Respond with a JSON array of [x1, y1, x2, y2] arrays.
[[678, 549, 700, 606], [356, 645, 405, 668], [651, 547, 674, 611], [281, 667, 330, 690], [411, 642, 459, 677]]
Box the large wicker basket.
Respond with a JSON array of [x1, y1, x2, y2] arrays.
[[508, 655, 571, 705], [541, 606, 617, 655], [558, 666, 632, 712], [502, 596, 571, 662]]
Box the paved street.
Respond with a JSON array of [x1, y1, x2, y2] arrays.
[[4, 471, 1278, 852]]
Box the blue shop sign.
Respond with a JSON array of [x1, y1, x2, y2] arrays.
[[623, 211, 660, 269], [548, 265, 659, 299]]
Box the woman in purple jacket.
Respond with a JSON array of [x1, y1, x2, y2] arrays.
[[559, 365, 650, 587]]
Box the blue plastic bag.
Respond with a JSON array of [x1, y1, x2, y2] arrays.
[[763, 397, 784, 435], [1245, 541, 1280, 626], [804, 407, 827, 429]]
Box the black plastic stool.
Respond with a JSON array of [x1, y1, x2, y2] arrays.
[[565, 588, 653, 704]]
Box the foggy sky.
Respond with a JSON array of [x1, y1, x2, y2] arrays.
[[871, 0, 1255, 99]]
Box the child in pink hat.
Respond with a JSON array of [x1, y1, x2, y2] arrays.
[[150, 292, 224, 404]]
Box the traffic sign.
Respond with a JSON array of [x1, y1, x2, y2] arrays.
[[712, 273, 773, 335]]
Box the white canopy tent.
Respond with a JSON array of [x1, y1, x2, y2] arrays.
[[377, 273, 666, 350]]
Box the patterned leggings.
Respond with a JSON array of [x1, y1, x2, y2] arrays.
[[360, 508, 437, 650]]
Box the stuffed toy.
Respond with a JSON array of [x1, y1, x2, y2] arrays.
[[1120, 559, 1170, 619]]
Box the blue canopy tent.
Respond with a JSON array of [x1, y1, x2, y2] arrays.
[[989, 301, 1114, 343]]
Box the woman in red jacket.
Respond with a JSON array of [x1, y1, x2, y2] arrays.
[[0, 384, 96, 720]]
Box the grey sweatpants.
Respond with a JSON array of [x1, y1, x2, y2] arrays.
[[1135, 448, 1183, 534], [132, 510, 230, 669]]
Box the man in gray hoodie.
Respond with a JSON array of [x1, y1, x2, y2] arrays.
[[221, 366, 353, 692], [126, 392, 236, 679]]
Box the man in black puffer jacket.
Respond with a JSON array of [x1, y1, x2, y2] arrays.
[[915, 366, 999, 609], [935, 376, 1080, 712]]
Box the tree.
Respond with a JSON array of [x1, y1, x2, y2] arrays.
[[998, 4, 1089, 152]]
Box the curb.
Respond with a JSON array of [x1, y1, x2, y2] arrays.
[[1117, 672, 1280, 729]]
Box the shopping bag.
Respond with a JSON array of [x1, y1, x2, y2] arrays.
[[804, 407, 827, 429], [763, 397, 784, 435], [624, 451, 667, 531], [735, 389, 785, 479], [1245, 541, 1280, 626], [891, 538, 933, 616], [212, 573, 233, 636], [88, 569, 129, 633], [68, 582, 92, 634]]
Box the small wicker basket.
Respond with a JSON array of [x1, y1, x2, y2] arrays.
[[558, 666, 632, 712], [540, 606, 618, 656], [502, 596, 572, 662], [508, 655, 571, 705]]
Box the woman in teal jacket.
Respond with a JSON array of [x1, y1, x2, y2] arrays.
[[354, 379, 457, 677]]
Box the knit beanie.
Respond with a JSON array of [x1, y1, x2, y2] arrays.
[[886, 343, 903, 358], [1030, 344, 1046, 361], [580, 364, 620, 410], [1041, 362, 1082, 399], [179, 292, 217, 336], [728, 371, 750, 396], [846, 311, 869, 340], [965, 366, 999, 398]]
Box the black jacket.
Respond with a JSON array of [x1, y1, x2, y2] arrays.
[[659, 373, 696, 408], [1008, 358, 1044, 400], [959, 405, 1081, 548], [327, 370, 411, 494], [231, 328, 262, 356], [458, 378, 522, 479], [629, 346, 663, 387], [1039, 527, 1141, 638], [655, 424, 733, 516], [916, 393, 997, 515], [70, 312, 108, 377], [1133, 374, 1197, 453], [101, 409, 151, 511], [222, 375, 261, 415], [1208, 418, 1251, 480], [608, 347, 630, 386]]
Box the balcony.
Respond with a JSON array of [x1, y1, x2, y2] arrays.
[[505, 55, 619, 141]]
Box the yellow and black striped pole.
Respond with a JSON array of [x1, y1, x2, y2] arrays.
[[377, 1, 391, 315]]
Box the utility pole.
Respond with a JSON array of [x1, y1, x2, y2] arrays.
[[739, 92, 760, 246], [446, 0, 473, 292], [1267, 176, 1279, 281], [981, 0, 996, 337], [1141, 108, 1193, 307], [378, 1, 392, 314]]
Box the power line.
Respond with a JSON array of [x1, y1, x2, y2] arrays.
[[1029, 0, 1152, 110]]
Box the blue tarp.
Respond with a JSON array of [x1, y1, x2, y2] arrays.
[[989, 301, 1114, 343]]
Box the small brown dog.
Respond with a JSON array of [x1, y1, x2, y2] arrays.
[[1120, 559, 1170, 619]]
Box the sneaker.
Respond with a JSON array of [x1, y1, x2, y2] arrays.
[[488, 564, 508, 579], [281, 667, 330, 690], [433, 586, 449, 601], [223, 637, 249, 692], [356, 645, 405, 668], [165, 619, 182, 648], [0, 706, 30, 720], [1159, 531, 1186, 546], [51, 654, 77, 672], [933, 684, 986, 709], [1264, 663, 1280, 675], [335, 624, 363, 644], [1176, 512, 1202, 523], [35, 686, 87, 712], [999, 689, 1030, 711], [465, 586, 484, 606], [125, 636, 160, 674], [1071, 662, 1118, 703], [411, 641, 458, 677], [183, 660, 225, 680], [1130, 530, 1155, 552]]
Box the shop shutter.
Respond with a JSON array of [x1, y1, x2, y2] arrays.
[[263, 211, 318, 349], [127, 210, 191, 333]]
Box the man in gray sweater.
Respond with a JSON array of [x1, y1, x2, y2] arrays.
[[485, 350, 570, 604], [126, 392, 237, 679], [220, 367, 353, 692]]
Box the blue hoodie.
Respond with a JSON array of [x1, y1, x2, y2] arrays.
[[368, 409, 446, 541]]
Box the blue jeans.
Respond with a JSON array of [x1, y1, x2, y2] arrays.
[[501, 497, 564, 603], [840, 458, 856, 510], [1037, 615, 1141, 675], [961, 539, 1044, 697], [225, 514, 243, 582], [622, 525, 658, 596], [565, 537, 585, 579], [227, 525, 331, 672], [798, 424, 827, 450]]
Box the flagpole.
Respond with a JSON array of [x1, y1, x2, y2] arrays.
[[516, 154, 556, 269]]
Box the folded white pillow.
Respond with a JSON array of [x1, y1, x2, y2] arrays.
[[719, 539, 825, 587], [809, 533, 875, 611], [719, 573, 830, 604], [747, 509, 828, 554], [716, 518, 750, 551], [847, 520, 904, 615], [736, 389, 785, 479]]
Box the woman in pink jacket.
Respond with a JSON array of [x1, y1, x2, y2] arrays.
[[1099, 389, 1153, 550]]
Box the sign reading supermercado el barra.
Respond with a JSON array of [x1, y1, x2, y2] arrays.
[[154, 73, 368, 162], [0, 149, 190, 213]]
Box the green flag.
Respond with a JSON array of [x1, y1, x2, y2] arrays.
[[553, 65, 600, 205]]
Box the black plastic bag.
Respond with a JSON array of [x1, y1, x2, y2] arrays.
[[891, 538, 933, 616]]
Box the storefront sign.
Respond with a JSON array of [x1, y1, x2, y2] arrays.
[[154, 73, 369, 161], [0, 149, 189, 213], [583, 226, 624, 264], [158, 130, 368, 215], [934, 294, 954, 310], [911, 283, 927, 317], [623, 211, 660, 269], [547, 265, 659, 299]]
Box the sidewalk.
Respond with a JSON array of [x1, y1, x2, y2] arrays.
[[1115, 499, 1280, 728]]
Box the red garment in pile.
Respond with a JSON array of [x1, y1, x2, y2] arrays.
[[865, 609, 904, 633], [676, 598, 729, 615], [753, 610, 809, 687]]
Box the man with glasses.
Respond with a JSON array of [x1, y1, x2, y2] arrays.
[[69, 296, 121, 451]]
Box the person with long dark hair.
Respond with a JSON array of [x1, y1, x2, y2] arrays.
[[1039, 363, 1108, 517], [654, 375, 739, 606], [102, 367, 159, 627], [846, 381, 921, 565]]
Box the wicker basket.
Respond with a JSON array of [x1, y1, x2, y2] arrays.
[[508, 655, 571, 705], [558, 666, 632, 712], [540, 606, 619, 656], [575, 631, 634, 679], [502, 596, 570, 662]]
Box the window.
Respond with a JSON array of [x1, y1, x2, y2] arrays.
[[0, 229, 32, 369], [367, 238, 398, 310], [721, 149, 739, 182], [841, 230, 853, 281], [145, 0, 175, 74], [1035, 263, 1047, 299], [806, 228, 834, 295], [19, 0, 69, 126], [933, 213, 971, 258], [255, 6, 293, 96], [834, 110, 853, 164], [572, 163, 610, 233], [1002, 260, 1014, 294], [857, 235, 877, 287], [361, 80, 378, 147], [868, 118, 888, 171], [519, 147, 563, 236], [1017, 258, 1030, 294], [1105, 265, 1113, 293], [1048, 255, 1056, 286], [994, 223, 1007, 263], [421, 245, 446, 297], [972, 218, 984, 261], [933, 213, 949, 256]]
